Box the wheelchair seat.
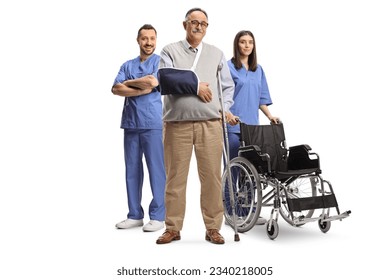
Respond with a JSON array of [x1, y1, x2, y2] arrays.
[[238, 123, 321, 179]]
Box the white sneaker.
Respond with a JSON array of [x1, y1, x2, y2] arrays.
[[142, 220, 164, 232], [115, 219, 143, 229], [256, 217, 267, 225]]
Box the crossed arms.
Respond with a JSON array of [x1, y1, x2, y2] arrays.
[[112, 75, 159, 97]]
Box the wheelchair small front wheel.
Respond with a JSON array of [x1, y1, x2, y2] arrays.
[[266, 219, 279, 240], [318, 214, 331, 233]]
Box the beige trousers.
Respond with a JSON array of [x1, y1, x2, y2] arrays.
[[163, 119, 224, 231]]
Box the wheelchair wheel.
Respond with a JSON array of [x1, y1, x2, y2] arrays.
[[318, 214, 331, 233], [266, 219, 279, 240], [222, 157, 262, 233], [279, 175, 318, 226]]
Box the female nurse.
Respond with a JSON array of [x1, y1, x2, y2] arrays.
[[226, 30, 280, 225]]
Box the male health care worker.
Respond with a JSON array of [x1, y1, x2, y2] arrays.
[[112, 24, 165, 232]]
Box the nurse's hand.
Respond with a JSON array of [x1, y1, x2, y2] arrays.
[[226, 112, 239, 125], [136, 88, 153, 96], [198, 82, 212, 103], [269, 116, 280, 124]]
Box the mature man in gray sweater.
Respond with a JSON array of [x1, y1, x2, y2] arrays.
[[156, 7, 235, 245]]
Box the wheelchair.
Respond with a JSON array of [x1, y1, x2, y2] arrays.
[[222, 122, 351, 240]]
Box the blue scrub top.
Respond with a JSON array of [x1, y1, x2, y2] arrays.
[[113, 54, 163, 129], [227, 60, 272, 133]]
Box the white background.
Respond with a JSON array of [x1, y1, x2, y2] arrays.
[[1, 0, 389, 279]]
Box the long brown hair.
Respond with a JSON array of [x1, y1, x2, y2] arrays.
[[231, 30, 257, 71]]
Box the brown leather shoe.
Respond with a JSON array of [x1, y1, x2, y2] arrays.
[[205, 229, 225, 244], [156, 230, 180, 244]]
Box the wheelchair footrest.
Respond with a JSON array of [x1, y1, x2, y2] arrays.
[[287, 194, 338, 211]]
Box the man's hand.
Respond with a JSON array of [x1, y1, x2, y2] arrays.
[[138, 88, 153, 95], [198, 82, 212, 103]]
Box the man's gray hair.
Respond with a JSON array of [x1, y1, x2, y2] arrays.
[[185, 7, 208, 20]]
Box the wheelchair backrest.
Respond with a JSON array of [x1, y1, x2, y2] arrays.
[[239, 123, 288, 173]]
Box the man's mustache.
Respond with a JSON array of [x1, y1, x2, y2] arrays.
[[192, 29, 202, 33]]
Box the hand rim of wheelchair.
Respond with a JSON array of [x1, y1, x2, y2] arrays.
[[222, 157, 262, 233]]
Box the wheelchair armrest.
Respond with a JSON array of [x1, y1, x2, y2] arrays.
[[289, 144, 312, 152], [239, 145, 261, 152], [288, 144, 320, 171], [238, 145, 272, 174]]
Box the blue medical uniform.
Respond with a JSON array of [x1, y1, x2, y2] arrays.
[[113, 53, 166, 221], [227, 60, 273, 160]]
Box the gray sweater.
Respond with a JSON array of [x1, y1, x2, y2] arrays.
[[159, 40, 234, 121]]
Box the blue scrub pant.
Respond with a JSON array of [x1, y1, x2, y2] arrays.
[[124, 129, 166, 221], [225, 132, 253, 216], [228, 132, 240, 160], [224, 132, 241, 183]]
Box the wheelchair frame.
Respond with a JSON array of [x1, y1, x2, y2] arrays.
[[222, 123, 351, 240]]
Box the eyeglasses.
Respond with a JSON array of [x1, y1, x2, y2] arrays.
[[187, 20, 209, 28]]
